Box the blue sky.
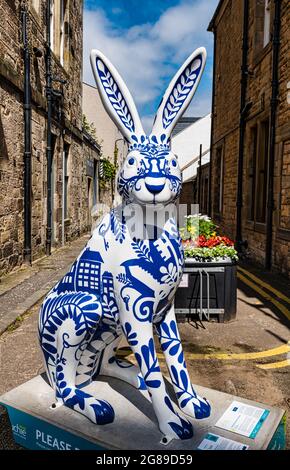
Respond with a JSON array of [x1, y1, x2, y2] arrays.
[[83, 0, 219, 133]]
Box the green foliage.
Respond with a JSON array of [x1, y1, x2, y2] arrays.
[[82, 114, 97, 140], [184, 245, 238, 261], [99, 158, 117, 189], [198, 218, 217, 238], [180, 215, 217, 241]]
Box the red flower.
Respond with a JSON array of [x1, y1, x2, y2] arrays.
[[194, 235, 235, 248]]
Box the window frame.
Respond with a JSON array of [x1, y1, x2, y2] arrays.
[[263, 0, 271, 48], [246, 117, 270, 229], [213, 144, 224, 217]]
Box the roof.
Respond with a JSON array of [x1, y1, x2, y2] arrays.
[[80, 248, 104, 263], [208, 0, 225, 31], [172, 117, 201, 137]]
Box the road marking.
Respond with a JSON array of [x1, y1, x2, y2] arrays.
[[237, 272, 290, 321], [176, 344, 290, 360], [256, 359, 290, 370], [238, 266, 290, 305], [116, 267, 290, 366], [117, 343, 290, 361]]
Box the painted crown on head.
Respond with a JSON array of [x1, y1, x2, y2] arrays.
[[128, 134, 171, 154]]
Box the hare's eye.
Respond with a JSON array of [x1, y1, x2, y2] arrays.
[[128, 157, 135, 166], [171, 159, 177, 167]]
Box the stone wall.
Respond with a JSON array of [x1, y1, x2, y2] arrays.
[[209, 0, 290, 276], [0, 0, 100, 278]]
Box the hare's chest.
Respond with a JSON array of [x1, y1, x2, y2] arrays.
[[123, 228, 184, 306]]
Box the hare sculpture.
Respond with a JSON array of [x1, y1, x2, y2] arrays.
[[38, 47, 211, 442]]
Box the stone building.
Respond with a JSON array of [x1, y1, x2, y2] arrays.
[[172, 114, 211, 216], [0, 0, 100, 278], [208, 0, 290, 276]]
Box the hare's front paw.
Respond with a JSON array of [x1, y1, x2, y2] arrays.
[[159, 397, 193, 440], [179, 389, 211, 420]]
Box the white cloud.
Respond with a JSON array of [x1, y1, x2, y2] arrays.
[[83, 0, 217, 134]]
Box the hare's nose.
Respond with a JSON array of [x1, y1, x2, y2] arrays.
[[145, 177, 165, 194]]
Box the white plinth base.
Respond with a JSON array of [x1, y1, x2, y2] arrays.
[[0, 374, 285, 450]]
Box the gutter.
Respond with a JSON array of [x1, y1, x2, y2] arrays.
[[208, 27, 216, 216], [265, 0, 281, 269], [46, 0, 53, 255], [235, 0, 250, 253]]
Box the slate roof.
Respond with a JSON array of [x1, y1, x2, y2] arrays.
[[172, 117, 201, 137]]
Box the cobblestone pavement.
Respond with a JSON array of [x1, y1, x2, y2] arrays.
[[0, 241, 289, 449], [0, 235, 90, 334]]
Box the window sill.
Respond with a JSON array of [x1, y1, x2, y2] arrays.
[[277, 228, 290, 241], [245, 220, 266, 234], [252, 42, 272, 68], [254, 222, 266, 234], [30, 7, 41, 26], [50, 51, 70, 79], [245, 219, 255, 230]]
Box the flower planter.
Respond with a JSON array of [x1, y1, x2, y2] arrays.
[[175, 258, 237, 323]]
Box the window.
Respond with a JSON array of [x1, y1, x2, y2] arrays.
[[93, 159, 98, 205], [49, 0, 68, 67], [254, 0, 272, 54], [256, 119, 269, 222], [279, 140, 290, 230], [263, 0, 271, 47], [0, 116, 8, 161], [50, 0, 55, 52], [60, 0, 65, 65], [63, 143, 69, 219], [247, 119, 270, 224], [247, 126, 258, 220], [214, 146, 224, 214]]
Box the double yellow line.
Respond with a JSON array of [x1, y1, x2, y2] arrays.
[[117, 343, 290, 367], [237, 266, 290, 321], [117, 267, 290, 369], [237, 266, 290, 369]]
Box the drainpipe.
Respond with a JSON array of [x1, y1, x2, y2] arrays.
[[46, 0, 53, 255], [208, 27, 216, 217], [21, 5, 32, 264], [62, 147, 65, 246], [235, 0, 250, 253], [265, 0, 281, 270], [198, 144, 202, 209]]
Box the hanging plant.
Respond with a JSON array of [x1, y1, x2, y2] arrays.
[[99, 158, 117, 189]]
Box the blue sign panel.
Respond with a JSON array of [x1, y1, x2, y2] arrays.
[[2, 404, 107, 450]]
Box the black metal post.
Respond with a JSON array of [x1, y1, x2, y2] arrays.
[[198, 144, 202, 209], [265, 0, 281, 269], [46, 0, 53, 255], [235, 0, 249, 253], [208, 28, 216, 217], [21, 5, 32, 264]]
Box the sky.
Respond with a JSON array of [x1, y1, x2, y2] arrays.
[[83, 0, 219, 133]]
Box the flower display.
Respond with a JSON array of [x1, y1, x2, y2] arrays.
[[180, 215, 238, 262]]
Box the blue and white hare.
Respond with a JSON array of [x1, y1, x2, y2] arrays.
[[38, 47, 211, 441]]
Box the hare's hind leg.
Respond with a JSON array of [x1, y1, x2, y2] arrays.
[[98, 335, 148, 393], [53, 294, 115, 425]]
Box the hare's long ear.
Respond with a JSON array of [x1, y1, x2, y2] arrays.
[[90, 50, 145, 143], [150, 47, 206, 139]]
